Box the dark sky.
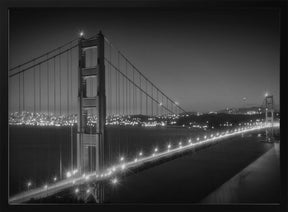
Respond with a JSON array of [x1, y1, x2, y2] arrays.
[[9, 8, 280, 112]]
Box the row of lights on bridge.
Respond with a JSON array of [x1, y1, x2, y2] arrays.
[[116, 122, 259, 163]]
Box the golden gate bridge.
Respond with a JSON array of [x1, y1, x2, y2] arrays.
[[8, 31, 279, 203]]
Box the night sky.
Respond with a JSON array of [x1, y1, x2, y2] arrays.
[[9, 8, 280, 112]]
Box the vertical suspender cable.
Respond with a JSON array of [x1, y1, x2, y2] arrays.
[[107, 42, 111, 164], [157, 89, 159, 116], [18, 73, 20, 112], [140, 75, 142, 114], [115, 51, 117, 115], [118, 51, 120, 115], [145, 79, 148, 115], [47, 54, 50, 114], [70, 47, 73, 171], [54, 57, 56, 115], [116, 54, 118, 115], [166, 97, 168, 116], [33, 61, 36, 114], [151, 85, 153, 116], [70, 47, 73, 115], [109, 43, 112, 116], [174, 104, 176, 115], [59, 49, 62, 115], [132, 68, 135, 115], [136, 74, 138, 115], [39, 64, 41, 112], [161, 94, 163, 116], [125, 59, 128, 115], [122, 62, 124, 115], [129, 69, 131, 115], [135, 70, 137, 114], [67, 50, 69, 115], [22, 71, 25, 112]]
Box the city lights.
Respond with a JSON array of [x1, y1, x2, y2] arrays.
[[9, 111, 264, 132], [8, 112, 181, 128]]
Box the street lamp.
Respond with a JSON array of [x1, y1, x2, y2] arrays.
[[27, 181, 32, 190]]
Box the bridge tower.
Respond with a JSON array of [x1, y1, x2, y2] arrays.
[[264, 93, 274, 142], [77, 31, 106, 202]]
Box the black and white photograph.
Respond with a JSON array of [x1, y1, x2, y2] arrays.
[[1, 0, 286, 208]]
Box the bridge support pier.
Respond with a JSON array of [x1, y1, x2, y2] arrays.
[[264, 94, 274, 142], [76, 31, 106, 203]]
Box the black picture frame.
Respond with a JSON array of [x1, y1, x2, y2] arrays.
[[1, 0, 287, 212]]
